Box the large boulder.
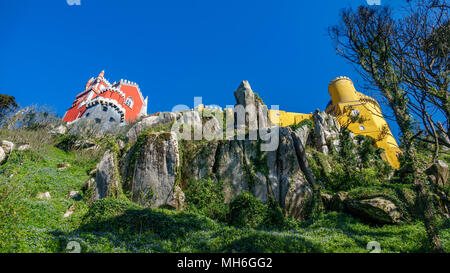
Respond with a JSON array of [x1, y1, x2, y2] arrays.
[[126, 112, 177, 143], [129, 132, 180, 208], [1, 140, 15, 155], [330, 192, 348, 211], [0, 147, 6, 164], [50, 125, 67, 135], [93, 150, 121, 200], [425, 160, 449, 187], [37, 192, 51, 200], [345, 197, 402, 224], [17, 144, 31, 151]]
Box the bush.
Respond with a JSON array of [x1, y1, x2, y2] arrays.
[[289, 118, 314, 131], [184, 178, 228, 222], [228, 191, 265, 228]]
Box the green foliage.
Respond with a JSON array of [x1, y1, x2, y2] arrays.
[[0, 140, 94, 252], [262, 196, 287, 229], [289, 118, 314, 131], [184, 178, 228, 222], [308, 130, 393, 193], [228, 191, 266, 228], [0, 94, 18, 125], [0, 123, 448, 253], [55, 134, 80, 152], [82, 198, 217, 240]]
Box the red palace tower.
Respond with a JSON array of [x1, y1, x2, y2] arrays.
[[63, 71, 148, 128]]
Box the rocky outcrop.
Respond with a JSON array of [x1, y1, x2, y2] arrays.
[[18, 144, 31, 151], [0, 147, 5, 164], [330, 192, 348, 212], [181, 140, 219, 183], [50, 125, 67, 135], [122, 122, 315, 220], [292, 126, 311, 147], [313, 110, 340, 155], [37, 192, 51, 200], [129, 132, 180, 208], [425, 160, 449, 187], [234, 81, 270, 130], [93, 150, 120, 201], [1, 140, 15, 155], [328, 191, 402, 224], [126, 112, 177, 143], [345, 198, 402, 224], [68, 191, 81, 200]]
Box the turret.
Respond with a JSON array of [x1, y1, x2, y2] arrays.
[[328, 76, 359, 105]]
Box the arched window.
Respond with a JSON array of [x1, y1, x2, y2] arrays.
[[125, 97, 134, 109]]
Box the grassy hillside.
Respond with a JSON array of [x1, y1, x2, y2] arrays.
[[0, 129, 448, 253]]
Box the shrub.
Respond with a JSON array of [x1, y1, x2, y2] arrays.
[[228, 191, 265, 228], [184, 178, 228, 222], [289, 118, 314, 131]]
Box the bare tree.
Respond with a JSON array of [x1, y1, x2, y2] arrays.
[[329, 0, 448, 252]]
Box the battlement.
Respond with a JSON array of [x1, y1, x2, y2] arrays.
[[63, 71, 148, 128]]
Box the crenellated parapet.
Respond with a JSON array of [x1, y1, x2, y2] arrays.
[[63, 70, 148, 128]]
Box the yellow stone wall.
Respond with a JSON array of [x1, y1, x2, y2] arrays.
[[266, 76, 401, 169], [268, 110, 312, 127]]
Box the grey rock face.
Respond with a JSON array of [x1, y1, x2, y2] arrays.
[[276, 127, 313, 217], [214, 140, 248, 203], [94, 150, 120, 200], [213, 127, 313, 220], [313, 110, 340, 155], [127, 112, 177, 143], [292, 126, 310, 147], [121, 115, 315, 219], [233, 81, 270, 130], [130, 132, 179, 208], [181, 141, 219, 183], [291, 126, 317, 187], [1, 140, 15, 155]]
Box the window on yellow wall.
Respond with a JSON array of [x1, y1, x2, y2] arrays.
[[352, 109, 360, 116], [359, 125, 366, 131]]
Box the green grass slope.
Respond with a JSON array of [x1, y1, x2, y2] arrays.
[[0, 133, 449, 253]]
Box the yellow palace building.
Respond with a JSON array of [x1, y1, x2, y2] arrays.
[[269, 76, 401, 168]]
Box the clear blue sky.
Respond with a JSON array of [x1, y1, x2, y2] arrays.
[[0, 0, 403, 133]]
